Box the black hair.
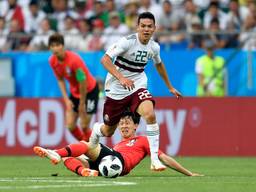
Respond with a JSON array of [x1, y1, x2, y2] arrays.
[[210, 17, 220, 25], [209, 1, 219, 8], [0, 16, 5, 22], [48, 33, 64, 47], [120, 111, 140, 124], [137, 12, 155, 25]]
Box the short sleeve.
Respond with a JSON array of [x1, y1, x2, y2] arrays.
[[105, 37, 130, 59], [152, 42, 161, 64], [71, 53, 85, 71]]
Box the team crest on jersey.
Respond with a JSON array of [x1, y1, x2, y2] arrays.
[[126, 139, 136, 146], [65, 66, 71, 76]]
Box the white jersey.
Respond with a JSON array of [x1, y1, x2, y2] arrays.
[[105, 33, 162, 100]]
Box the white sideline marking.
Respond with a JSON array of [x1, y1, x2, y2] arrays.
[[0, 177, 136, 190]]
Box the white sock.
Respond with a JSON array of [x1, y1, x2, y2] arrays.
[[93, 122, 104, 136], [89, 122, 104, 147], [146, 123, 160, 162]]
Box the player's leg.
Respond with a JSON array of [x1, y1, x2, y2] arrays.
[[133, 89, 166, 171], [89, 123, 117, 148], [79, 112, 92, 141], [67, 95, 85, 140], [33, 146, 61, 164], [80, 83, 100, 141], [89, 96, 127, 148], [63, 157, 99, 176], [33, 141, 98, 164]]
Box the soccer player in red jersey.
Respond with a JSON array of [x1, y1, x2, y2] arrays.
[[33, 111, 202, 177], [48, 33, 99, 141]]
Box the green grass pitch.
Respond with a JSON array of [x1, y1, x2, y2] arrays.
[[0, 156, 256, 192]]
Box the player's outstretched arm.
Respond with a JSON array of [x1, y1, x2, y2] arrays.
[[159, 153, 203, 176], [155, 62, 182, 99]]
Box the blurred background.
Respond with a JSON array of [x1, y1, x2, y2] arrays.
[[0, 0, 256, 156]]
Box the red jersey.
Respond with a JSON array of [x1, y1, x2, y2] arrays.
[[49, 50, 96, 98], [113, 136, 163, 176]]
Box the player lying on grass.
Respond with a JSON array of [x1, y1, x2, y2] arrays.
[[34, 111, 202, 177]]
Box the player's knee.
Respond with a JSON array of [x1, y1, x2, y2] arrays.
[[66, 124, 76, 130], [101, 124, 116, 137], [102, 128, 115, 137], [104, 130, 114, 137], [143, 111, 156, 124], [80, 122, 89, 129]]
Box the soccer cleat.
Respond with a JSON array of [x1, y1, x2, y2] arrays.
[[151, 160, 166, 171], [81, 168, 99, 177], [33, 146, 61, 165]]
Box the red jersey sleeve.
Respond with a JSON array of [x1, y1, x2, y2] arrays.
[[49, 56, 62, 79], [70, 53, 86, 72]]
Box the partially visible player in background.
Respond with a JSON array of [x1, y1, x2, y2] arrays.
[[195, 39, 226, 96], [33, 111, 202, 177], [89, 12, 182, 171], [48, 33, 99, 141]]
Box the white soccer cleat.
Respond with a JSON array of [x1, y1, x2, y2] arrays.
[[151, 159, 166, 171], [33, 146, 61, 165]]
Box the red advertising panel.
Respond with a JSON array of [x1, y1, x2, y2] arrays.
[[0, 98, 256, 156]]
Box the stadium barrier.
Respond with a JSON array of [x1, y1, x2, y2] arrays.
[[0, 50, 255, 97], [1, 97, 255, 156]]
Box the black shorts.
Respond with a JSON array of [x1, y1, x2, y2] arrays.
[[69, 83, 99, 114], [88, 144, 124, 174]]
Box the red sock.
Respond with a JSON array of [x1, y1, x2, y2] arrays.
[[56, 141, 89, 157], [63, 157, 84, 176], [82, 128, 92, 142], [70, 126, 84, 140]]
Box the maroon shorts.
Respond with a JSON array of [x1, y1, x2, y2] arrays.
[[103, 88, 155, 126]]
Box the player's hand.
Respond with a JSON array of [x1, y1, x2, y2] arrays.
[[65, 99, 74, 111], [119, 76, 135, 91], [169, 88, 182, 99]]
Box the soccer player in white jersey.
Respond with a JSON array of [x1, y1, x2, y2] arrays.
[[90, 12, 182, 171]]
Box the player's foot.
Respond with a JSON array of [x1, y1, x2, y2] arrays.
[[151, 160, 166, 171], [33, 146, 61, 165], [89, 123, 101, 148], [81, 168, 99, 177]]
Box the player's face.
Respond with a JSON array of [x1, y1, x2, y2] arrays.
[[118, 117, 137, 139], [49, 43, 65, 59], [137, 18, 156, 44]]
